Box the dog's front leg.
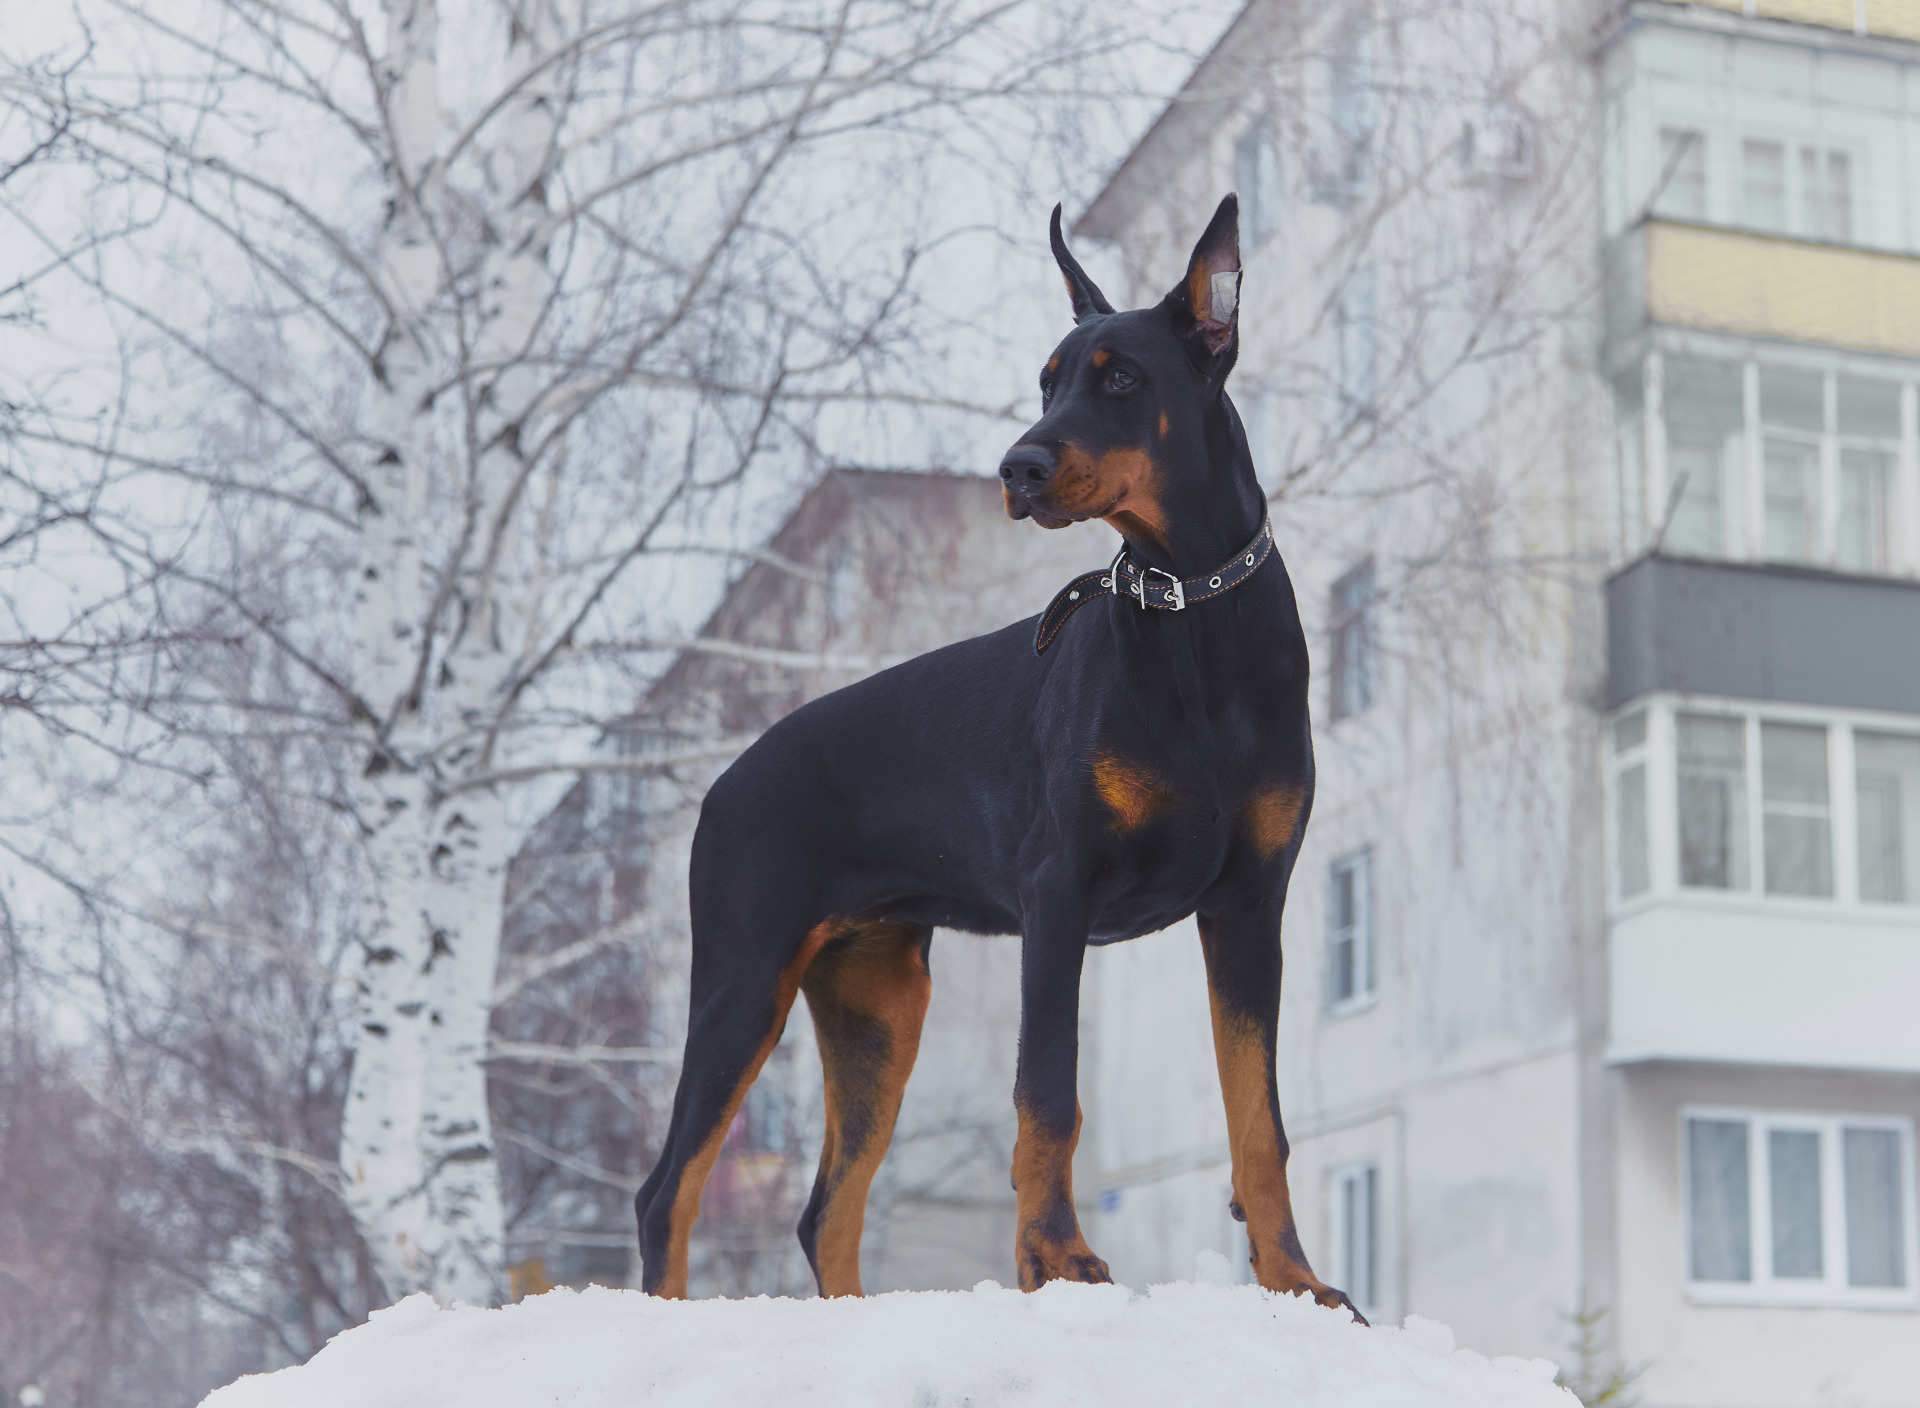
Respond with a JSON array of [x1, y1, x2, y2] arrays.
[[1010, 911, 1111, 1291], [1198, 906, 1367, 1323]]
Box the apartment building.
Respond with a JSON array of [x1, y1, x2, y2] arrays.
[[1065, 1, 1920, 1403]]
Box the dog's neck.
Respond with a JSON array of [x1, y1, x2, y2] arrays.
[[1107, 401, 1268, 580]]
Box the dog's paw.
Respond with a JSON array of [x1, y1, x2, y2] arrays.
[[1016, 1231, 1114, 1291]]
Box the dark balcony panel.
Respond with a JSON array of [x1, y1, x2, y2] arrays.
[[1607, 555, 1920, 713]]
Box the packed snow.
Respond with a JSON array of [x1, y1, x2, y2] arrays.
[[200, 1254, 1576, 1408]]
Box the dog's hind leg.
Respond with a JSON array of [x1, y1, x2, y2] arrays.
[[1198, 904, 1366, 1323], [637, 919, 832, 1298], [796, 921, 932, 1297]]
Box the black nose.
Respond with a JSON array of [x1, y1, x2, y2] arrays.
[[998, 443, 1056, 495]]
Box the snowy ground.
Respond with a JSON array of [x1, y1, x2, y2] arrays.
[[201, 1256, 1577, 1408]]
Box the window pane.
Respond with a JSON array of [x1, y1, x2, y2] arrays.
[[1618, 763, 1650, 898], [1839, 448, 1892, 573], [1761, 366, 1824, 432], [1838, 377, 1900, 440], [1801, 146, 1852, 242], [1857, 732, 1920, 904], [1615, 710, 1647, 752], [1763, 723, 1832, 898], [1659, 127, 1708, 220], [1769, 1129, 1824, 1279], [1691, 1118, 1752, 1282], [1665, 357, 1744, 557], [1844, 1128, 1908, 1288], [1679, 714, 1749, 889], [1742, 139, 1787, 230], [1764, 439, 1821, 562]]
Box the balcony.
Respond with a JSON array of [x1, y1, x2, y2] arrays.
[[1610, 899, 1920, 1071], [1607, 554, 1920, 714], [1612, 220, 1920, 358]]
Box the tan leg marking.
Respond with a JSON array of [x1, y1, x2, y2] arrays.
[[652, 921, 833, 1299], [1092, 751, 1172, 833], [1243, 783, 1306, 861], [1206, 990, 1347, 1311], [802, 921, 932, 1297], [1012, 1101, 1111, 1290]]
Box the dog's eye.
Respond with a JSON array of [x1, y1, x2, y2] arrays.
[[1105, 369, 1136, 393], [1039, 376, 1054, 406]]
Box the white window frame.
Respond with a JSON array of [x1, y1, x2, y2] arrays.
[[1621, 339, 1920, 579], [1607, 694, 1920, 919], [1608, 707, 1654, 905], [1328, 1160, 1382, 1318], [1682, 1106, 1919, 1309], [1326, 847, 1376, 1017], [1614, 25, 1903, 251]]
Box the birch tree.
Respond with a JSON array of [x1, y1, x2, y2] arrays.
[[0, 0, 1166, 1306]]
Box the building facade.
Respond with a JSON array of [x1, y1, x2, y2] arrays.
[[1067, 1, 1920, 1404]]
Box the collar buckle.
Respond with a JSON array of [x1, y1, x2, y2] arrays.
[[1142, 566, 1184, 611]]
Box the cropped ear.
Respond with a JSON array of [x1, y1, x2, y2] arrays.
[[1163, 194, 1241, 368], [1050, 204, 1115, 323]]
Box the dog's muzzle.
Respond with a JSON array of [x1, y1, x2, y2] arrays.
[[1000, 444, 1063, 523]]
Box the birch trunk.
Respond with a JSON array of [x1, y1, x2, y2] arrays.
[[342, 0, 490, 1303]]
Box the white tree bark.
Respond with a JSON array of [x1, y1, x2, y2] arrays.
[[342, 0, 496, 1304]]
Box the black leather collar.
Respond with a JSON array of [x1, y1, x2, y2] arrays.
[[1033, 512, 1275, 654]]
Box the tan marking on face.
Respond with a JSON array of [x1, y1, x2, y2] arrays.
[[1158, 412, 1169, 439], [1047, 354, 1060, 373], [1043, 444, 1168, 547], [1092, 751, 1172, 833], [652, 920, 834, 1299], [802, 921, 930, 1297], [1244, 783, 1306, 861], [1091, 348, 1109, 368], [1012, 1101, 1109, 1290]]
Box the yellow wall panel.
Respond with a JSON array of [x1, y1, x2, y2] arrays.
[[1756, 0, 1858, 28], [1864, 0, 1920, 39], [1647, 222, 1920, 357], [1658, 0, 1920, 40]]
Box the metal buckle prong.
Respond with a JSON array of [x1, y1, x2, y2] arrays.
[[1144, 567, 1184, 611]]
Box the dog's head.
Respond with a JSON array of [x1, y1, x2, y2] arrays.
[[999, 195, 1243, 553]]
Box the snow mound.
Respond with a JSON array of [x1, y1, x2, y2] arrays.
[[201, 1272, 1576, 1408]]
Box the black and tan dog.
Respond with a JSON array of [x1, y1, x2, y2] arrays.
[[637, 194, 1360, 1321]]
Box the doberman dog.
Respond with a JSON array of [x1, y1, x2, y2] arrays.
[[636, 193, 1362, 1321]]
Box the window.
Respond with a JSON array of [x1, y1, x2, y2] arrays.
[[1336, 267, 1376, 412], [1677, 712, 1748, 890], [1657, 127, 1707, 220], [1686, 1109, 1915, 1305], [1313, 8, 1374, 204], [1236, 116, 1281, 248], [1630, 353, 1907, 575], [1761, 721, 1832, 898], [1803, 146, 1852, 242], [1613, 700, 1920, 911], [1612, 710, 1651, 899], [1838, 375, 1899, 573], [1761, 365, 1823, 563], [1329, 1162, 1380, 1315], [1661, 356, 1743, 556], [1741, 138, 1787, 230], [1329, 562, 1375, 721], [1856, 731, 1920, 903], [1327, 848, 1374, 1012], [1737, 139, 1854, 240]]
